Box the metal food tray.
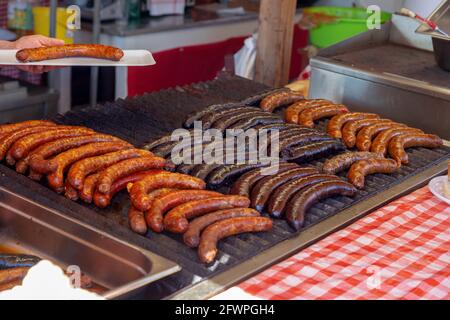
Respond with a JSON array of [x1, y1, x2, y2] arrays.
[[0, 186, 180, 299]]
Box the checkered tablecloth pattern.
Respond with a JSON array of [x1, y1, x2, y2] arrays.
[[213, 186, 450, 300]]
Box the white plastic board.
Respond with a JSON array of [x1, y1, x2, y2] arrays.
[[0, 49, 156, 66]]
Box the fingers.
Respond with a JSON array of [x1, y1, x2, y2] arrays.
[[38, 36, 65, 47]]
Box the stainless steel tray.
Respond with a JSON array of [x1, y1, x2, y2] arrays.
[[0, 186, 181, 299]]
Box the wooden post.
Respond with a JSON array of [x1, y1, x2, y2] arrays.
[[255, 0, 297, 87]]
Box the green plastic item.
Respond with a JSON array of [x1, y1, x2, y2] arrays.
[[305, 6, 391, 48]]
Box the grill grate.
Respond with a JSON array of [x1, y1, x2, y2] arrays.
[[0, 75, 448, 299]]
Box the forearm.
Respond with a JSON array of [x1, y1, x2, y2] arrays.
[[0, 40, 15, 49]]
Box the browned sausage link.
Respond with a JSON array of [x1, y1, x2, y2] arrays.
[[79, 173, 100, 203], [322, 151, 385, 175], [285, 181, 357, 230], [355, 122, 406, 151], [327, 113, 380, 139], [284, 99, 331, 124], [229, 163, 299, 197], [184, 208, 260, 248], [0, 267, 30, 285], [9, 126, 95, 162], [93, 170, 166, 208], [96, 156, 166, 195], [130, 173, 206, 211], [0, 279, 22, 291], [198, 217, 273, 264], [16, 44, 124, 62], [267, 174, 341, 218], [128, 206, 148, 235], [146, 190, 222, 233], [164, 196, 251, 234], [259, 90, 304, 112], [348, 159, 399, 189], [371, 127, 424, 156], [0, 126, 61, 161], [46, 142, 132, 192], [27, 134, 124, 174], [298, 104, 349, 128], [65, 181, 79, 201], [342, 118, 385, 148], [388, 134, 443, 165], [250, 167, 319, 211], [0, 120, 55, 135], [67, 149, 152, 190]]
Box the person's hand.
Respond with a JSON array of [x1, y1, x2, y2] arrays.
[[13, 35, 64, 50]]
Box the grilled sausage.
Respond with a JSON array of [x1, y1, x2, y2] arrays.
[[281, 140, 345, 162], [146, 190, 222, 233], [190, 164, 222, 180], [267, 174, 342, 218], [240, 88, 291, 106], [46, 142, 132, 192], [250, 167, 319, 211], [230, 163, 299, 197], [67, 149, 152, 190], [388, 134, 443, 165], [0, 267, 30, 285], [198, 217, 273, 264], [183, 102, 242, 129], [184, 208, 260, 248], [212, 110, 272, 131], [227, 115, 284, 131], [327, 113, 380, 138], [284, 99, 331, 124], [163, 196, 250, 234], [371, 127, 424, 156], [355, 122, 406, 151], [64, 181, 79, 201], [0, 126, 61, 162], [207, 163, 270, 187], [24, 134, 124, 175], [93, 170, 166, 208], [278, 132, 334, 153], [142, 129, 193, 151], [259, 90, 304, 112], [252, 122, 299, 132], [128, 206, 148, 235], [0, 120, 55, 135], [0, 254, 40, 270], [322, 151, 385, 175], [16, 44, 124, 62], [348, 159, 399, 189], [298, 104, 349, 128], [8, 127, 94, 163], [79, 173, 100, 203], [341, 118, 383, 148], [130, 172, 206, 211], [201, 106, 254, 130], [285, 181, 357, 230]]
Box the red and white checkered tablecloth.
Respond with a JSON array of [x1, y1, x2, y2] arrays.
[[213, 186, 450, 300]]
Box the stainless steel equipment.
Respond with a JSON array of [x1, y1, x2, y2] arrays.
[[0, 186, 180, 299], [416, 0, 450, 71], [309, 15, 450, 140], [0, 77, 59, 124]]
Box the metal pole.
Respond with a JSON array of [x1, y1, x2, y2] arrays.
[[90, 0, 101, 108], [49, 0, 57, 37]]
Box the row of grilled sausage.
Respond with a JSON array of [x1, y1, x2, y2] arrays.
[[125, 171, 273, 264], [230, 163, 357, 230], [0, 120, 171, 208]]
